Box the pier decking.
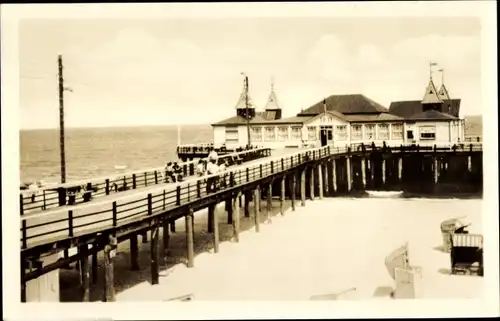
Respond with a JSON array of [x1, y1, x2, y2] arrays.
[[20, 142, 483, 302]]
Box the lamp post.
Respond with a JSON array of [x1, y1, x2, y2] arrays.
[[241, 72, 251, 148]]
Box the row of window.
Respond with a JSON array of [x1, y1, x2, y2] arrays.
[[248, 124, 404, 142]]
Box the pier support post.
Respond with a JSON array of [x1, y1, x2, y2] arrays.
[[323, 162, 329, 196], [232, 193, 241, 242], [212, 203, 220, 253], [266, 181, 273, 223], [254, 187, 260, 233], [226, 198, 233, 224], [163, 219, 170, 264], [141, 231, 148, 244], [280, 177, 286, 216], [309, 166, 315, 200], [382, 159, 386, 185], [433, 157, 439, 184], [208, 204, 215, 233], [467, 155, 472, 172], [291, 174, 296, 211], [318, 164, 324, 200], [332, 159, 337, 192], [398, 157, 402, 182], [92, 252, 98, 284], [185, 209, 194, 268], [239, 194, 243, 208], [370, 158, 375, 184], [300, 169, 306, 206], [103, 235, 117, 302], [151, 221, 160, 285], [79, 245, 90, 302], [346, 156, 352, 192], [170, 220, 176, 233], [130, 234, 140, 271], [361, 158, 366, 188], [244, 192, 250, 218]]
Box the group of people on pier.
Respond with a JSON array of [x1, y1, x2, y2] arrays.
[[193, 148, 232, 193], [163, 161, 184, 183]]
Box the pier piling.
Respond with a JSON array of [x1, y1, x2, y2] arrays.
[[361, 158, 366, 188], [300, 169, 306, 206], [382, 159, 386, 185], [208, 204, 215, 233], [185, 209, 194, 268], [141, 232, 148, 243], [254, 187, 260, 233], [280, 177, 285, 215], [163, 219, 170, 264], [291, 174, 296, 211], [92, 252, 98, 284], [226, 198, 233, 224], [309, 167, 315, 200], [266, 181, 273, 223], [244, 192, 250, 217], [323, 162, 329, 196], [318, 164, 324, 199], [212, 203, 220, 252], [79, 245, 90, 302], [332, 159, 337, 192], [346, 156, 352, 192], [151, 221, 160, 285], [130, 234, 140, 270], [103, 235, 117, 302], [232, 193, 241, 242]]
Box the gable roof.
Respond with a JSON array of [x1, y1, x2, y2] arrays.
[[438, 84, 451, 100], [298, 94, 388, 116], [422, 79, 443, 104], [406, 109, 457, 121], [442, 99, 461, 117], [264, 89, 281, 110], [234, 89, 257, 110]]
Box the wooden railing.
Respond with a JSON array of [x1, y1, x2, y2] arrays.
[[20, 147, 271, 215], [19, 142, 483, 250]]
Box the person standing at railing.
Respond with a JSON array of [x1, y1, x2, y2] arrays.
[[196, 159, 206, 177], [208, 147, 218, 163], [206, 159, 219, 193], [218, 160, 229, 189]]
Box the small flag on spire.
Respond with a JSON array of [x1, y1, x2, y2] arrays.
[[430, 62, 438, 66]]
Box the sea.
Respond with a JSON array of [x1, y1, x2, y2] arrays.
[[20, 124, 212, 184]]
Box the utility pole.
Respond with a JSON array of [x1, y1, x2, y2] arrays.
[[242, 73, 251, 148], [58, 55, 66, 184]]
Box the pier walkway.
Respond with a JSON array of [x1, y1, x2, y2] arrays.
[[20, 147, 271, 215], [20, 142, 483, 302]]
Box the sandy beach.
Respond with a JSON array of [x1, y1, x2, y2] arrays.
[[59, 196, 483, 302]]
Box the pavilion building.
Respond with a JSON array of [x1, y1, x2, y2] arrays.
[[211, 74, 465, 149]]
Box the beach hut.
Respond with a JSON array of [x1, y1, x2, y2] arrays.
[[384, 243, 422, 299], [450, 233, 483, 276]]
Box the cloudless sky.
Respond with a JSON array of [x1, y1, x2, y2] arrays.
[[19, 17, 481, 129]]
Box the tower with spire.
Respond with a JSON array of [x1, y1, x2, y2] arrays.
[[235, 74, 256, 119], [421, 61, 445, 112], [262, 77, 282, 120], [437, 68, 451, 100]]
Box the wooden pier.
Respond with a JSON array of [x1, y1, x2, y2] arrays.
[[20, 147, 271, 215], [20, 142, 483, 302]]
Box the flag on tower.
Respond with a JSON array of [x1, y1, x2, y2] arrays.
[[430, 62, 438, 66]]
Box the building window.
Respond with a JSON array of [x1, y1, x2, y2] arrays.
[[378, 124, 389, 140], [250, 127, 262, 142], [391, 124, 403, 140], [419, 125, 436, 140], [365, 124, 376, 140], [225, 126, 239, 143], [351, 125, 362, 140], [291, 126, 301, 140], [307, 126, 317, 141], [278, 126, 289, 141], [264, 126, 276, 141], [336, 125, 347, 141]]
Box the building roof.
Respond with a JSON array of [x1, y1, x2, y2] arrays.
[[298, 94, 388, 115], [234, 84, 257, 110], [212, 114, 268, 126], [264, 87, 281, 111], [405, 109, 458, 121], [389, 100, 422, 118], [389, 98, 461, 118], [438, 84, 451, 100], [422, 79, 443, 104]]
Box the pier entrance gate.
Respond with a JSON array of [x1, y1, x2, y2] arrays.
[[320, 126, 333, 146]]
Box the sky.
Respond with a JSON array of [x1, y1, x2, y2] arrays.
[[18, 16, 482, 129]]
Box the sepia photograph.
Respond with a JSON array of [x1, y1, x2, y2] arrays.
[[2, 2, 498, 320]]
